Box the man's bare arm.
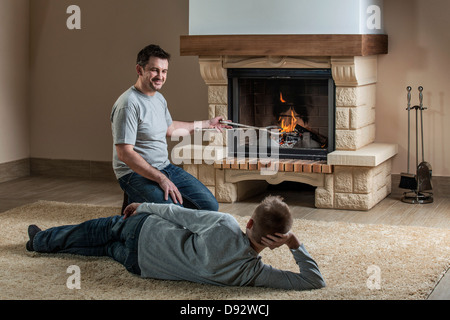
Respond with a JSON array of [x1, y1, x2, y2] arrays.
[[166, 116, 231, 137]]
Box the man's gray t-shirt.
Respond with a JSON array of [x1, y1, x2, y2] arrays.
[[111, 86, 173, 179], [136, 203, 326, 290]]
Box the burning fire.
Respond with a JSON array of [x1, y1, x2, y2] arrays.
[[278, 93, 299, 133], [276, 92, 328, 149], [279, 108, 299, 133]]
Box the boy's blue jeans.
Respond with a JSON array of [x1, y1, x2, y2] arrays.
[[33, 213, 149, 275], [118, 163, 219, 211]]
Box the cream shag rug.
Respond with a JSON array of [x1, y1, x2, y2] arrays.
[[0, 201, 448, 300]]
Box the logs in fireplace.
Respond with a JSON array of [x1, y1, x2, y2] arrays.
[[227, 68, 335, 160]]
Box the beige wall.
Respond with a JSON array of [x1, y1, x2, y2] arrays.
[[0, 0, 29, 163], [377, 0, 450, 177], [28, 0, 207, 162], [1, 0, 449, 176]]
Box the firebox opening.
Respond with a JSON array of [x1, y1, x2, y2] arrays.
[[267, 181, 316, 203], [246, 181, 317, 209], [228, 68, 335, 160]]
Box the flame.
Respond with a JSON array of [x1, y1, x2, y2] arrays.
[[280, 92, 286, 103], [279, 107, 298, 133]]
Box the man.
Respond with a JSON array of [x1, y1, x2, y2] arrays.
[[26, 196, 325, 291], [111, 44, 228, 211]]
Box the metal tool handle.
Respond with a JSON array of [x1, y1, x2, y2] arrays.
[[407, 86, 412, 109], [220, 120, 258, 130], [419, 86, 425, 162], [418, 86, 423, 109], [220, 120, 281, 135], [406, 86, 412, 173]]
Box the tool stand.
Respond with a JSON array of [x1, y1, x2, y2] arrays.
[[401, 86, 433, 204]]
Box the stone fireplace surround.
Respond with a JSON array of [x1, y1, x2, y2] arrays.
[[174, 35, 398, 210]]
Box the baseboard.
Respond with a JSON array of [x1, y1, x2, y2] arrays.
[[30, 158, 116, 180], [0, 159, 30, 183]]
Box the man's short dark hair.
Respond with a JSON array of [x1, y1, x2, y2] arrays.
[[136, 44, 171, 67], [252, 196, 293, 244]]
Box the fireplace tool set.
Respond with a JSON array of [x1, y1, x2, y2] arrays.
[[399, 86, 433, 204]]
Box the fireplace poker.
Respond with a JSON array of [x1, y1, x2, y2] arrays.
[[399, 86, 417, 190], [219, 120, 282, 136]]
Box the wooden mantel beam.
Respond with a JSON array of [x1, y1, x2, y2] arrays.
[[180, 34, 388, 57]]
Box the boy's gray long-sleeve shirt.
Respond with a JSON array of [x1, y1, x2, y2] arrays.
[[136, 203, 325, 290]]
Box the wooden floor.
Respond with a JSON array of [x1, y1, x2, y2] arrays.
[[0, 174, 448, 300]]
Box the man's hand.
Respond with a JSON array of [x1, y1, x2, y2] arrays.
[[208, 116, 233, 132], [158, 176, 183, 205], [261, 232, 301, 250], [123, 203, 142, 219], [115, 144, 183, 205]]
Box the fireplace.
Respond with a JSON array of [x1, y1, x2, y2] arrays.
[[227, 68, 335, 160], [175, 34, 398, 211]]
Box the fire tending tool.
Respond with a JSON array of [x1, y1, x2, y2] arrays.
[[416, 86, 433, 192], [401, 86, 433, 204], [399, 87, 417, 190], [219, 120, 282, 135]]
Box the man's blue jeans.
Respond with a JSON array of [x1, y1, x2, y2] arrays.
[[118, 163, 219, 211], [32, 213, 149, 275]]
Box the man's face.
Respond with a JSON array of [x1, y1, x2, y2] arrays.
[[138, 57, 168, 93]]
